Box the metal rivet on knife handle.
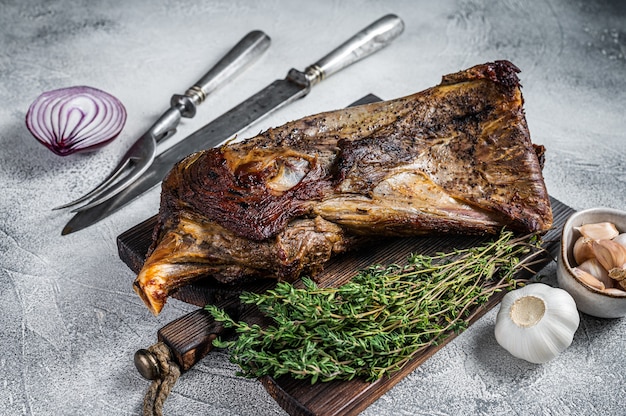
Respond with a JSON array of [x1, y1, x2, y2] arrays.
[[304, 14, 405, 86], [154, 30, 271, 134]]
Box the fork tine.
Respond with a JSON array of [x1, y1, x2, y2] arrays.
[[54, 132, 156, 211], [70, 135, 158, 212], [70, 151, 155, 213], [52, 157, 133, 210]]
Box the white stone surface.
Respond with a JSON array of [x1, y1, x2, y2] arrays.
[[1, 0, 625, 415]]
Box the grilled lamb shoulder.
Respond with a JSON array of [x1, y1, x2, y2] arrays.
[[134, 60, 552, 315]]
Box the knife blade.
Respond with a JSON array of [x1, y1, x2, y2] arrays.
[[62, 14, 404, 235]]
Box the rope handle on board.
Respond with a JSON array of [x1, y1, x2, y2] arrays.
[[135, 342, 181, 416]]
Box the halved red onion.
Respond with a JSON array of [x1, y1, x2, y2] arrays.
[[25, 86, 127, 156]]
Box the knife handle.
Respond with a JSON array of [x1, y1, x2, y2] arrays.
[[304, 14, 404, 85], [171, 30, 272, 118]]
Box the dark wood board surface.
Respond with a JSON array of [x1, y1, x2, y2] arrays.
[[118, 196, 573, 416]]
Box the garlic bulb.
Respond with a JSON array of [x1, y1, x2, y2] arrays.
[[495, 283, 579, 364]]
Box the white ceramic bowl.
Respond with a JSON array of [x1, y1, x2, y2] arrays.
[[557, 207, 626, 318]]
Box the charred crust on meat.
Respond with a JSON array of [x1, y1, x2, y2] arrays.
[[157, 60, 549, 243], [440, 60, 522, 90], [135, 61, 554, 314]]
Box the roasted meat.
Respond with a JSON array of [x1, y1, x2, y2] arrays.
[[134, 60, 553, 315]]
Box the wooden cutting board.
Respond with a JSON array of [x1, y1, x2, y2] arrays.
[[118, 196, 573, 416], [116, 93, 574, 415]]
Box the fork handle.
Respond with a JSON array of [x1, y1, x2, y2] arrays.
[[172, 30, 271, 118]]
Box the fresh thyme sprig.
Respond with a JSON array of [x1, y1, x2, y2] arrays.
[[206, 231, 545, 383]]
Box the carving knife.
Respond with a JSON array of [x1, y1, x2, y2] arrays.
[[62, 14, 405, 235]]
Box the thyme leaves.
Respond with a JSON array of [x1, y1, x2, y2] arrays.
[[207, 231, 545, 383]]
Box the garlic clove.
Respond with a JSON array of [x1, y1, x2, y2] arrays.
[[577, 258, 613, 288], [573, 237, 595, 265], [613, 233, 626, 249], [575, 222, 619, 240], [608, 266, 626, 284], [572, 267, 605, 290], [602, 287, 626, 296], [591, 239, 626, 272]]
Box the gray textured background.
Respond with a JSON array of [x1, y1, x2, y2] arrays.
[[1, 0, 625, 415]]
